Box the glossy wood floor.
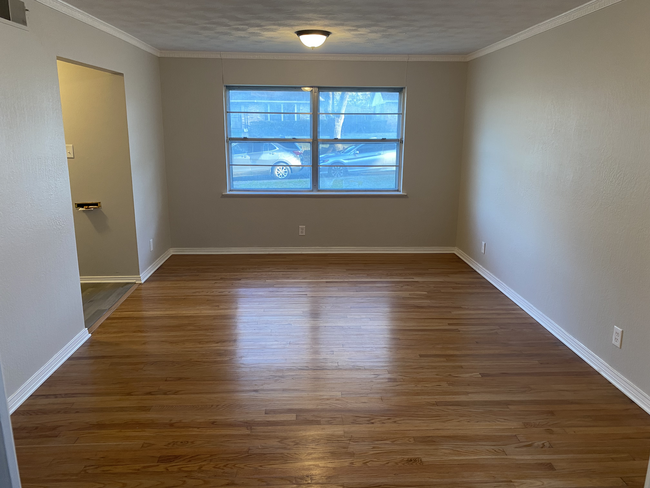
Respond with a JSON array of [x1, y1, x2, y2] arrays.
[[11, 254, 650, 487]]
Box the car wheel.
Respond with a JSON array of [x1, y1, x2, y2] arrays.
[[329, 165, 346, 178], [272, 163, 291, 179]]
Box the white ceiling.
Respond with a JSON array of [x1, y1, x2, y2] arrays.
[[63, 0, 592, 55]]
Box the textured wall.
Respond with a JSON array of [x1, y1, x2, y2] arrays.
[[58, 61, 140, 278], [160, 58, 467, 248], [0, 0, 170, 396], [457, 0, 650, 395]]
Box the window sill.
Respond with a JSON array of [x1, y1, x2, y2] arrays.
[[0, 17, 28, 31], [222, 192, 408, 198]]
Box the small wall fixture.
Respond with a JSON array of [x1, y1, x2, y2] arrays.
[[296, 30, 331, 49], [75, 202, 102, 211]]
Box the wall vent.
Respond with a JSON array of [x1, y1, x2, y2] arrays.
[[0, 0, 27, 26]]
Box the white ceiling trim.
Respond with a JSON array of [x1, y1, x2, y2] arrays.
[[160, 51, 223, 59], [159, 51, 468, 62], [467, 0, 624, 60], [34, 0, 161, 56]]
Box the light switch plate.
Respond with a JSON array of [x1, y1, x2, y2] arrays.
[[66, 144, 75, 159]]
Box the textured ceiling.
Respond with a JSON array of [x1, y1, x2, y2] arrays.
[[63, 0, 591, 55]]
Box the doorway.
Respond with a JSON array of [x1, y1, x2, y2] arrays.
[[57, 59, 140, 331]]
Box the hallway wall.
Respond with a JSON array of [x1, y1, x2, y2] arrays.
[[58, 61, 140, 278]]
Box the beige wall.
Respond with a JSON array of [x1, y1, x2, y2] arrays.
[[58, 61, 140, 278], [0, 0, 170, 397], [160, 58, 467, 248], [457, 0, 650, 395]]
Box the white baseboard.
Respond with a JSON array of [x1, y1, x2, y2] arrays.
[[80, 276, 140, 284], [455, 248, 650, 416], [8, 329, 90, 414], [140, 249, 173, 283], [172, 246, 456, 255]]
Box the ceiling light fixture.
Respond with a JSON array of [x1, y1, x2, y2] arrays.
[[296, 30, 331, 49]]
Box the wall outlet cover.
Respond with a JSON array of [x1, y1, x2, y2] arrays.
[[612, 326, 623, 348]]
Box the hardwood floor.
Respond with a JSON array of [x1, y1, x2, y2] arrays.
[[11, 254, 650, 487]]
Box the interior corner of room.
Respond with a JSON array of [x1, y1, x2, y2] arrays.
[[1, 0, 649, 485]]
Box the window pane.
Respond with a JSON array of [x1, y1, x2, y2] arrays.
[[227, 89, 312, 139], [231, 166, 312, 190], [228, 89, 311, 113], [318, 114, 400, 140], [319, 91, 400, 114], [318, 167, 398, 191], [229, 142, 311, 191], [318, 143, 398, 190], [228, 113, 311, 139], [319, 143, 398, 166]]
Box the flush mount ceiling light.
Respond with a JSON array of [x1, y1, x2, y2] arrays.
[[296, 30, 331, 49]]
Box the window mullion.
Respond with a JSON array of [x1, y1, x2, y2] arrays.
[[311, 88, 319, 192]]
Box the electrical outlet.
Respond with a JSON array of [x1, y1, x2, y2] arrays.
[[481, 241, 487, 254], [299, 225, 306, 236], [612, 326, 623, 348], [149, 239, 154, 252]]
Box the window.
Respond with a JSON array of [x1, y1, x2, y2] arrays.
[[225, 87, 405, 193]]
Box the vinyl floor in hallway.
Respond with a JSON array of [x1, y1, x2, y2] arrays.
[[11, 254, 650, 487], [81, 282, 137, 329]]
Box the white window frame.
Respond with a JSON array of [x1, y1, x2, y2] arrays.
[[225, 86, 406, 194]]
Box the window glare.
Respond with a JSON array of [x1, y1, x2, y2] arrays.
[[319, 91, 400, 114], [228, 113, 311, 139], [229, 90, 311, 107], [318, 114, 400, 140]]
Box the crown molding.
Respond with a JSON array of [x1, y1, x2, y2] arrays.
[[159, 51, 468, 62], [160, 51, 224, 59], [407, 54, 467, 62], [34, 0, 160, 56], [467, 0, 624, 60]]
